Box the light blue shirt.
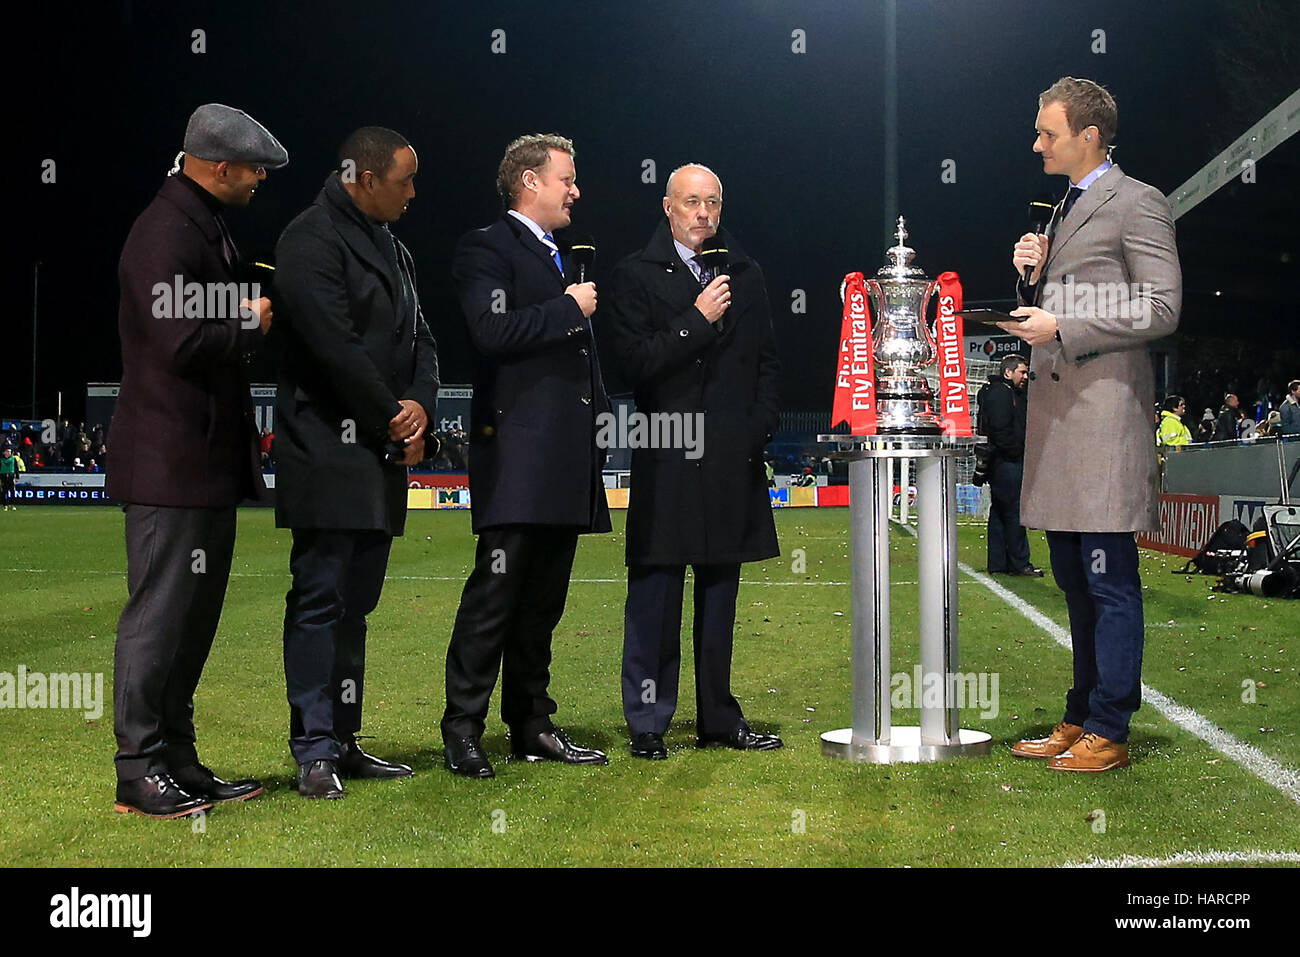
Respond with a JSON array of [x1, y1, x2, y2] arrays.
[[1071, 158, 1114, 191], [673, 237, 707, 281], [507, 208, 549, 244], [508, 209, 563, 273]]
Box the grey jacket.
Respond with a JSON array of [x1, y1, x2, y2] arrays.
[[1019, 166, 1182, 533]]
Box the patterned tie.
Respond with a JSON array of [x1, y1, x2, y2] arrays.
[[692, 255, 715, 287], [541, 232, 565, 276], [1061, 185, 1084, 221], [694, 255, 723, 332]]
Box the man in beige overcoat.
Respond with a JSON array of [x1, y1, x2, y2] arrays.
[[997, 77, 1182, 772]]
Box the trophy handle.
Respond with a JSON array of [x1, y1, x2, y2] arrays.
[[864, 279, 885, 325], [920, 278, 941, 356]]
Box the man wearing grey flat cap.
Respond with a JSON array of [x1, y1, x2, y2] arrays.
[[107, 103, 287, 818]]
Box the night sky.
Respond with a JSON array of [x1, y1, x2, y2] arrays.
[[12, 0, 1298, 423]]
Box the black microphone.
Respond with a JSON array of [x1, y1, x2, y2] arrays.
[[1023, 194, 1055, 284], [699, 234, 729, 278], [570, 234, 596, 283]]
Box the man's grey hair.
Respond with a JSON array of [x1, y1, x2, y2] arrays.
[[665, 163, 722, 198]]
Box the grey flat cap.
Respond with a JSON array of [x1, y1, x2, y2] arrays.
[[183, 103, 288, 169]]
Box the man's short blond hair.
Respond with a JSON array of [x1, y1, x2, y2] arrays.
[[497, 133, 575, 208]]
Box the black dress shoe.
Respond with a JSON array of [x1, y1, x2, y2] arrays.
[[444, 736, 495, 779], [630, 732, 667, 760], [511, 728, 608, 765], [697, 725, 783, 751], [1011, 565, 1045, 577], [337, 741, 413, 779], [114, 773, 212, 819], [297, 759, 344, 799], [171, 762, 263, 803]]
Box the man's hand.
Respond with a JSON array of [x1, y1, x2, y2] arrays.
[[1012, 233, 1049, 285], [400, 435, 425, 467], [999, 306, 1059, 347], [241, 296, 273, 335], [389, 399, 427, 443], [565, 282, 597, 317], [695, 274, 731, 324]]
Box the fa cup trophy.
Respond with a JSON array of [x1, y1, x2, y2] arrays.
[[860, 216, 945, 434]]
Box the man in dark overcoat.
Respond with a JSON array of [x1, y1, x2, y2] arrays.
[[440, 133, 610, 779], [274, 127, 439, 798], [108, 103, 285, 817], [607, 164, 782, 760]]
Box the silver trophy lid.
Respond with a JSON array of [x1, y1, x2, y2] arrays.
[[877, 216, 925, 279]]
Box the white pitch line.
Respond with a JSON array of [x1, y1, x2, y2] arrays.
[[1062, 849, 1300, 868], [957, 558, 1300, 806]]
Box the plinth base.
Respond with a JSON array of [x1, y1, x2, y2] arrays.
[[821, 726, 993, 763]]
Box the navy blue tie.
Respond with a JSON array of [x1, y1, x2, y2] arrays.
[[1061, 185, 1084, 221]]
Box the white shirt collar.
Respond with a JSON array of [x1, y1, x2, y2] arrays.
[[507, 208, 550, 243]]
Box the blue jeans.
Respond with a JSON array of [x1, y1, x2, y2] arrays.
[[1045, 531, 1144, 743]]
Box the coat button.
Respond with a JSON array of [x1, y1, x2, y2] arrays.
[[1051, 372, 1061, 381], [581, 395, 592, 405], [579, 347, 588, 356], [1028, 371, 1037, 381], [679, 329, 689, 337]]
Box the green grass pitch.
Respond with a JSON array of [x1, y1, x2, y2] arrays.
[[0, 506, 1296, 867]]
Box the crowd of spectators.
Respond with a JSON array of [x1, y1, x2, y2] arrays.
[[1156, 378, 1300, 447], [0, 418, 108, 471]]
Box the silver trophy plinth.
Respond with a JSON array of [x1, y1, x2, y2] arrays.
[[820, 217, 991, 763], [861, 216, 945, 435]]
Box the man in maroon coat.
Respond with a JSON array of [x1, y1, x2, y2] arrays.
[[107, 104, 286, 817]]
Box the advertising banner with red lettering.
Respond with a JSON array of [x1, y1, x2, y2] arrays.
[[831, 272, 877, 434], [934, 271, 972, 436]]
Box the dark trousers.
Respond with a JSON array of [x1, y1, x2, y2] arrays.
[[1, 473, 16, 505], [282, 528, 392, 764], [113, 504, 236, 781], [987, 459, 1031, 572], [441, 525, 578, 741], [1046, 530, 1145, 743], [622, 563, 745, 737]]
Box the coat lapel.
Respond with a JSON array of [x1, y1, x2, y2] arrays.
[[1046, 166, 1123, 272], [639, 221, 747, 335], [504, 214, 567, 289], [319, 176, 397, 300], [158, 177, 232, 279]]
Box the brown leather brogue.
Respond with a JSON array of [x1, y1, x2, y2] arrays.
[[1048, 732, 1130, 772], [1010, 721, 1084, 758]]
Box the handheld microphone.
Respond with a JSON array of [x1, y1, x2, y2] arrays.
[[1023, 194, 1055, 284], [570, 235, 596, 283], [699, 234, 729, 277]]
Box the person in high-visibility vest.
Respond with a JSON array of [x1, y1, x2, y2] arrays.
[[1156, 395, 1192, 447], [0, 447, 19, 509]]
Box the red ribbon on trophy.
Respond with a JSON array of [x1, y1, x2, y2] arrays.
[[831, 271, 877, 433], [933, 271, 972, 436]]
